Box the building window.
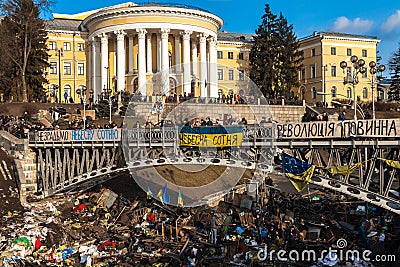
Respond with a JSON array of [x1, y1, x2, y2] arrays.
[[362, 87, 368, 99], [64, 42, 71, 51], [311, 48, 316, 57], [49, 41, 57, 50], [331, 47, 336, 55], [217, 51, 223, 59], [331, 86, 337, 98], [77, 63, 84, 76], [362, 49, 367, 57], [50, 62, 57, 74], [301, 69, 305, 80], [228, 69, 234, 80], [78, 43, 85, 52], [312, 87, 317, 99], [331, 66, 336, 77], [311, 65, 316, 78], [64, 62, 71, 75], [347, 88, 352, 98], [238, 52, 244, 60], [217, 69, 223, 80], [347, 48, 352, 56], [228, 52, 233, 59], [238, 69, 244, 81]]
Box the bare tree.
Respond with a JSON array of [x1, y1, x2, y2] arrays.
[[0, 0, 50, 102]]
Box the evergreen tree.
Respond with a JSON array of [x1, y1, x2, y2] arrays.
[[0, 0, 49, 102], [388, 45, 400, 100], [249, 4, 303, 99]]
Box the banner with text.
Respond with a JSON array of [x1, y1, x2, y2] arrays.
[[29, 129, 121, 142], [276, 119, 400, 139], [178, 126, 243, 147]]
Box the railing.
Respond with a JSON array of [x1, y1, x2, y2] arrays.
[[27, 118, 400, 146]]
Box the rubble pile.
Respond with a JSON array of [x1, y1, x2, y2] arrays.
[[0, 177, 399, 267]]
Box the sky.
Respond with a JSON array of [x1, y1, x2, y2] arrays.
[[48, 0, 400, 73]]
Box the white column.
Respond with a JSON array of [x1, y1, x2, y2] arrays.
[[209, 36, 218, 98], [94, 40, 101, 101], [191, 40, 198, 81], [91, 37, 101, 102], [161, 28, 170, 93], [128, 34, 134, 73], [182, 30, 192, 95], [88, 40, 92, 97], [137, 28, 147, 95], [115, 30, 126, 93], [146, 33, 152, 73], [199, 33, 208, 97], [156, 33, 161, 72], [174, 34, 181, 72], [99, 33, 109, 93]]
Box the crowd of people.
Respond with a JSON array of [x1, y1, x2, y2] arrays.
[[130, 91, 303, 106]]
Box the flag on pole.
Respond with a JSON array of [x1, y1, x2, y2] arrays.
[[282, 153, 315, 192], [157, 185, 170, 205], [157, 188, 164, 205], [162, 185, 170, 205], [177, 190, 184, 207], [147, 186, 153, 200]]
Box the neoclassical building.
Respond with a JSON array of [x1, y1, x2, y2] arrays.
[[298, 32, 380, 107], [45, 2, 252, 103]]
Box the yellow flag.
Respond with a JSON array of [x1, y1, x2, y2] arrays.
[[285, 165, 315, 192], [324, 162, 362, 175], [379, 158, 400, 169], [157, 188, 164, 205]]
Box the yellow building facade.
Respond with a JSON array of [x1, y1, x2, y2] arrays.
[[298, 32, 380, 107]]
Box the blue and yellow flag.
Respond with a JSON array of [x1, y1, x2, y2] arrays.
[[282, 153, 315, 192], [157, 185, 170, 205], [147, 186, 153, 200], [177, 190, 184, 207]]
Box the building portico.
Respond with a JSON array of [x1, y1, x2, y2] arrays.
[[81, 3, 223, 101]]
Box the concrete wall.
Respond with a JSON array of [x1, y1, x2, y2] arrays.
[[0, 131, 36, 203], [129, 102, 305, 124]]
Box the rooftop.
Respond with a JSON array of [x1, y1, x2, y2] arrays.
[[217, 31, 253, 43], [45, 19, 81, 31], [300, 31, 378, 41]]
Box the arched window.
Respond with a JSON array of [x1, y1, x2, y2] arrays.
[[347, 87, 352, 98], [49, 84, 57, 97], [331, 86, 337, 98], [312, 87, 317, 99], [362, 87, 368, 99], [378, 90, 384, 100], [63, 85, 71, 103]]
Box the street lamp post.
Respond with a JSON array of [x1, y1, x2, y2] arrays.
[[76, 86, 93, 129], [56, 49, 63, 103], [368, 61, 386, 121], [340, 56, 385, 121], [340, 55, 367, 121]]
